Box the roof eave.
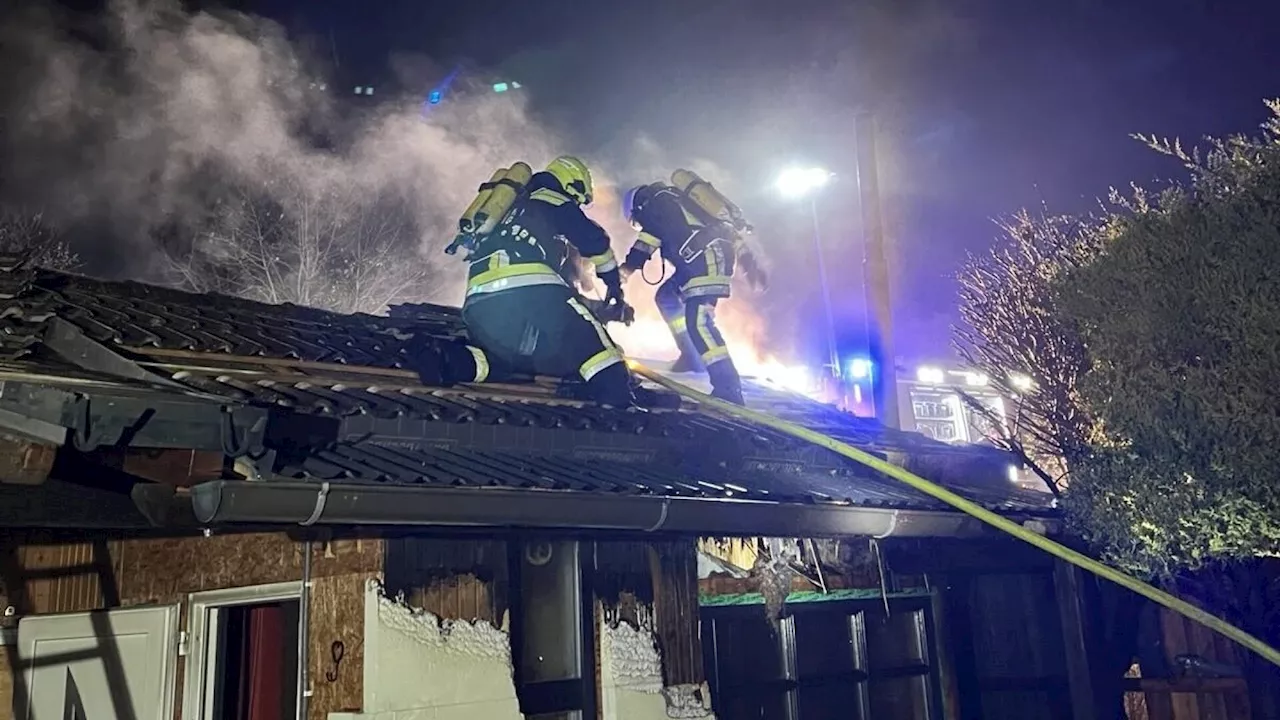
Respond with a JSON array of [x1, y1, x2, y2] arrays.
[[188, 480, 1060, 539]]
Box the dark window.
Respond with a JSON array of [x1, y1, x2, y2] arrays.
[[703, 598, 943, 720], [510, 539, 596, 720], [211, 601, 300, 720]]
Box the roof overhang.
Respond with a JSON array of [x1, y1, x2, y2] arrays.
[[185, 479, 1061, 539]]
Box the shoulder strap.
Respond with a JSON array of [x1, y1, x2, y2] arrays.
[[670, 186, 723, 229]]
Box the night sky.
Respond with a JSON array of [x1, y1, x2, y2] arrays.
[[32, 0, 1280, 363]]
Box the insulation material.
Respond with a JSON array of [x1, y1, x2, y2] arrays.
[[600, 614, 716, 720], [697, 550, 749, 580], [663, 683, 716, 719], [361, 580, 520, 720], [602, 620, 663, 693]]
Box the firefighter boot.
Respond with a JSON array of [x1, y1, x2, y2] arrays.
[[707, 359, 746, 406], [405, 335, 448, 386], [630, 373, 683, 410], [408, 337, 495, 387], [670, 351, 704, 374], [585, 363, 640, 409]]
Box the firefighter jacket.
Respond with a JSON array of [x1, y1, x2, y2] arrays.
[[622, 184, 741, 300], [465, 172, 620, 303]]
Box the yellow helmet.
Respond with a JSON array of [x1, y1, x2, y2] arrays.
[[545, 155, 593, 205]]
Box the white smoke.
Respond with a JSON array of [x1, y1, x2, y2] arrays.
[[0, 0, 561, 302], [0, 0, 783, 365]]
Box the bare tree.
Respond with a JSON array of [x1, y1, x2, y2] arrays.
[[953, 210, 1104, 495], [0, 208, 80, 270], [164, 179, 433, 315]]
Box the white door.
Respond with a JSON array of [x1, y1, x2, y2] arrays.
[[17, 605, 180, 720]]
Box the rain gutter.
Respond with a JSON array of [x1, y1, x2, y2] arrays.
[[188, 480, 1057, 539]]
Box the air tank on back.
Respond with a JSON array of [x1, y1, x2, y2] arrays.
[[671, 169, 753, 233], [446, 162, 535, 256]]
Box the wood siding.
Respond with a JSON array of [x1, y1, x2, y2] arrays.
[[1127, 606, 1252, 720], [649, 541, 704, 687], [0, 530, 382, 720], [382, 537, 509, 627]]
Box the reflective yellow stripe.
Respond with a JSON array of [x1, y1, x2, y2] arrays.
[[668, 315, 688, 332], [588, 249, 618, 273], [682, 275, 732, 298], [466, 345, 490, 382], [683, 275, 731, 288], [566, 297, 617, 350], [530, 188, 570, 206], [701, 346, 731, 365], [707, 245, 722, 276], [694, 303, 724, 356], [579, 348, 623, 381], [637, 231, 662, 248], [485, 249, 510, 273], [467, 263, 567, 296]]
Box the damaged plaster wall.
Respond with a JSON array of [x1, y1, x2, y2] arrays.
[[600, 613, 715, 720], [353, 580, 521, 720]]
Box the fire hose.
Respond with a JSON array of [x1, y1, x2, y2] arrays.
[[629, 363, 1280, 670]]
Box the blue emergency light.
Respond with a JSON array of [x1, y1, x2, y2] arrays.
[[846, 356, 873, 380], [493, 82, 509, 93], [428, 90, 442, 104]]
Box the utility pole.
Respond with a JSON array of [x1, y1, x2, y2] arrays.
[[809, 196, 841, 377], [855, 112, 901, 429]]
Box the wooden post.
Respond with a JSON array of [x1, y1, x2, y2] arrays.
[[648, 541, 704, 687], [855, 113, 901, 429], [1053, 560, 1097, 720]]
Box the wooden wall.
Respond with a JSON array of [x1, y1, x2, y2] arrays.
[[0, 530, 382, 720], [382, 537, 509, 627], [0, 635, 13, 720], [1125, 606, 1252, 720]]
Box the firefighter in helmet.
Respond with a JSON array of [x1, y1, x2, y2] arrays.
[[619, 174, 767, 406], [414, 156, 636, 406]]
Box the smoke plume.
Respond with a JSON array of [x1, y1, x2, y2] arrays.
[[0, 0, 782, 369], [0, 0, 563, 301]]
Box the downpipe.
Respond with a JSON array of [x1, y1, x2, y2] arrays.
[[297, 539, 312, 720]]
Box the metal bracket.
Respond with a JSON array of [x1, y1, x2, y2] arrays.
[[221, 406, 267, 458], [69, 395, 134, 452]]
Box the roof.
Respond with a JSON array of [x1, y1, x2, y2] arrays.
[[0, 259, 1057, 534]]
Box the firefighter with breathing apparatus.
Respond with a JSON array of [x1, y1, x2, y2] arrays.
[[414, 156, 636, 407], [620, 170, 768, 406]]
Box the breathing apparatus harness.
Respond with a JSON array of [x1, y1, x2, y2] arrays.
[[629, 184, 745, 287]]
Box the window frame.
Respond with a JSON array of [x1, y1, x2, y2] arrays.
[[508, 538, 598, 720], [701, 595, 945, 720], [180, 581, 303, 720]]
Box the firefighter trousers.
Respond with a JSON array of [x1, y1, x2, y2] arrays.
[[654, 278, 744, 405], [437, 284, 634, 407]]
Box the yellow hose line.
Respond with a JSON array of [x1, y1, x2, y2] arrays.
[[632, 364, 1280, 669]]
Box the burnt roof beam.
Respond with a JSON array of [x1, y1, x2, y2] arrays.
[[41, 317, 190, 390]]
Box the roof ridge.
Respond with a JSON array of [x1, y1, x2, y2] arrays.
[[0, 254, 41, 301], [26, 267, 443, 323]]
